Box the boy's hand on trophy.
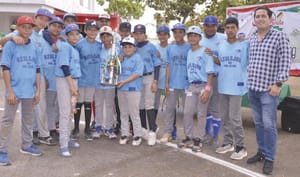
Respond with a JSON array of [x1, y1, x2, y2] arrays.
[[118, 55, 124, 62], [117, 80, 126, 88]]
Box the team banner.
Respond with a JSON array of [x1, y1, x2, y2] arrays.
[[227, 1, 300, 76]]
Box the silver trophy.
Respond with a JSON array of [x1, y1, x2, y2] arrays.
[[100, 36, 121, 86]]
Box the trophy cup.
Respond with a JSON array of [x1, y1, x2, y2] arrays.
[[100, 36, 121, 86]]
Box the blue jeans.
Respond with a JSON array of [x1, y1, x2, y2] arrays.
[[248, 90, 279, 161]]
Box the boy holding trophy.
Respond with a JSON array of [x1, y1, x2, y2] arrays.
[[117, 37, 144, 146], [93, 26, 120, 139]]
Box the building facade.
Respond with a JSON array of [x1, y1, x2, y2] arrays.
[[0, 0, 98, 34]]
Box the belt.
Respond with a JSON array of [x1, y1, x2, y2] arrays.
[[190, 81, 205, 84], [143, 72, 153, 76]]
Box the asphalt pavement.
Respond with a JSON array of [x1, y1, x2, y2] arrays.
[[0, 76, 299, 177]]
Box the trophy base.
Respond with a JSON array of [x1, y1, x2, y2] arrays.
[[100, 82, 117, 86]]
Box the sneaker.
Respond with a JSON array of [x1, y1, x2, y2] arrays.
[[142, 128, 149, 140], [105, 128, 117, 139], [202, 134, 213, 144], [70, 129, 80, 140], [132, 137, 142, 146], [230, 146, 248, 160], [60, 147, 71, 158], [119, 136, 129, 145], [68, 140, 80, 149], [148, 131, 157, 146], [85, 130, 93, 141], [160, 133, 171, 143], [178, 137, 193, 148], [171, 126, 177, 140], [192, 138, 203, 152], [32, 131, 40, 145], [216, 144, 234, 154], [0, 152, 11, 166], [92, 126, 104, 139], [20, 145, 43, 156], [247, 151, 265, 164], [263, 159, 274, 175], [39, 136, 57, 146]]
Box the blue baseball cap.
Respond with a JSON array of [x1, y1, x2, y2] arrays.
[[133, 24, 146, 33], [35, 8, 53, 20], [65, 24, 80, 34], [49, 16, 64, 26], [187, 26, 202, 36], [85, 20, 99, 29], [157, 25, 170, 34], [203, 15, 218, 25], [63, 13, 77, 21], [172, 23, 186, 31], [119, 22, 131, 31]]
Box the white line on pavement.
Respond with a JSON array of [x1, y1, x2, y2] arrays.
[[0, 108, 264, 177], [162, 142, 266, 177]]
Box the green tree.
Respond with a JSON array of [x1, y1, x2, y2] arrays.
[[146, 0, 206, 25], [96, 0, 145, 21], [194, 0, 284, 25]]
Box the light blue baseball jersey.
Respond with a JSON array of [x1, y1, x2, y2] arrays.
[[200, 33, 227, 74], [55, 40, 81, 78], [76, 38, 102, 87], [96, 45, 121, 89], [166, 42, 190, 89], [40, 36, 57, 91], [119, 53, 144, 92], [1, 40, 40, 98], [155, 43, 168, 89], [217, 40, 249, 96], [187, 47, 215, 83], [6, 29, 44, 80], [136, 42, 161, 74]]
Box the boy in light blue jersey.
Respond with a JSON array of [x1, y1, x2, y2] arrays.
[[41, 17, 64, 143], [154, 25, 170, 115], [73, 20, 102, 141], [0, 16, 42, 166], [161, 23, 190, 143], [179, 26, 214, 152], [0, 8, 55, 146], [200, 15, 227, 145], [113, 22, 132, 135], [55, 24, 82, 157], [117, 37, 144, 146], [92, 26, 119, 139], [133, 24, 161, 146], [154, 25, 176, 143], [214, 17, 248, 160]]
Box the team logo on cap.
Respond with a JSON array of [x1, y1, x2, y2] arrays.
[[91, 21, 97, 26]]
